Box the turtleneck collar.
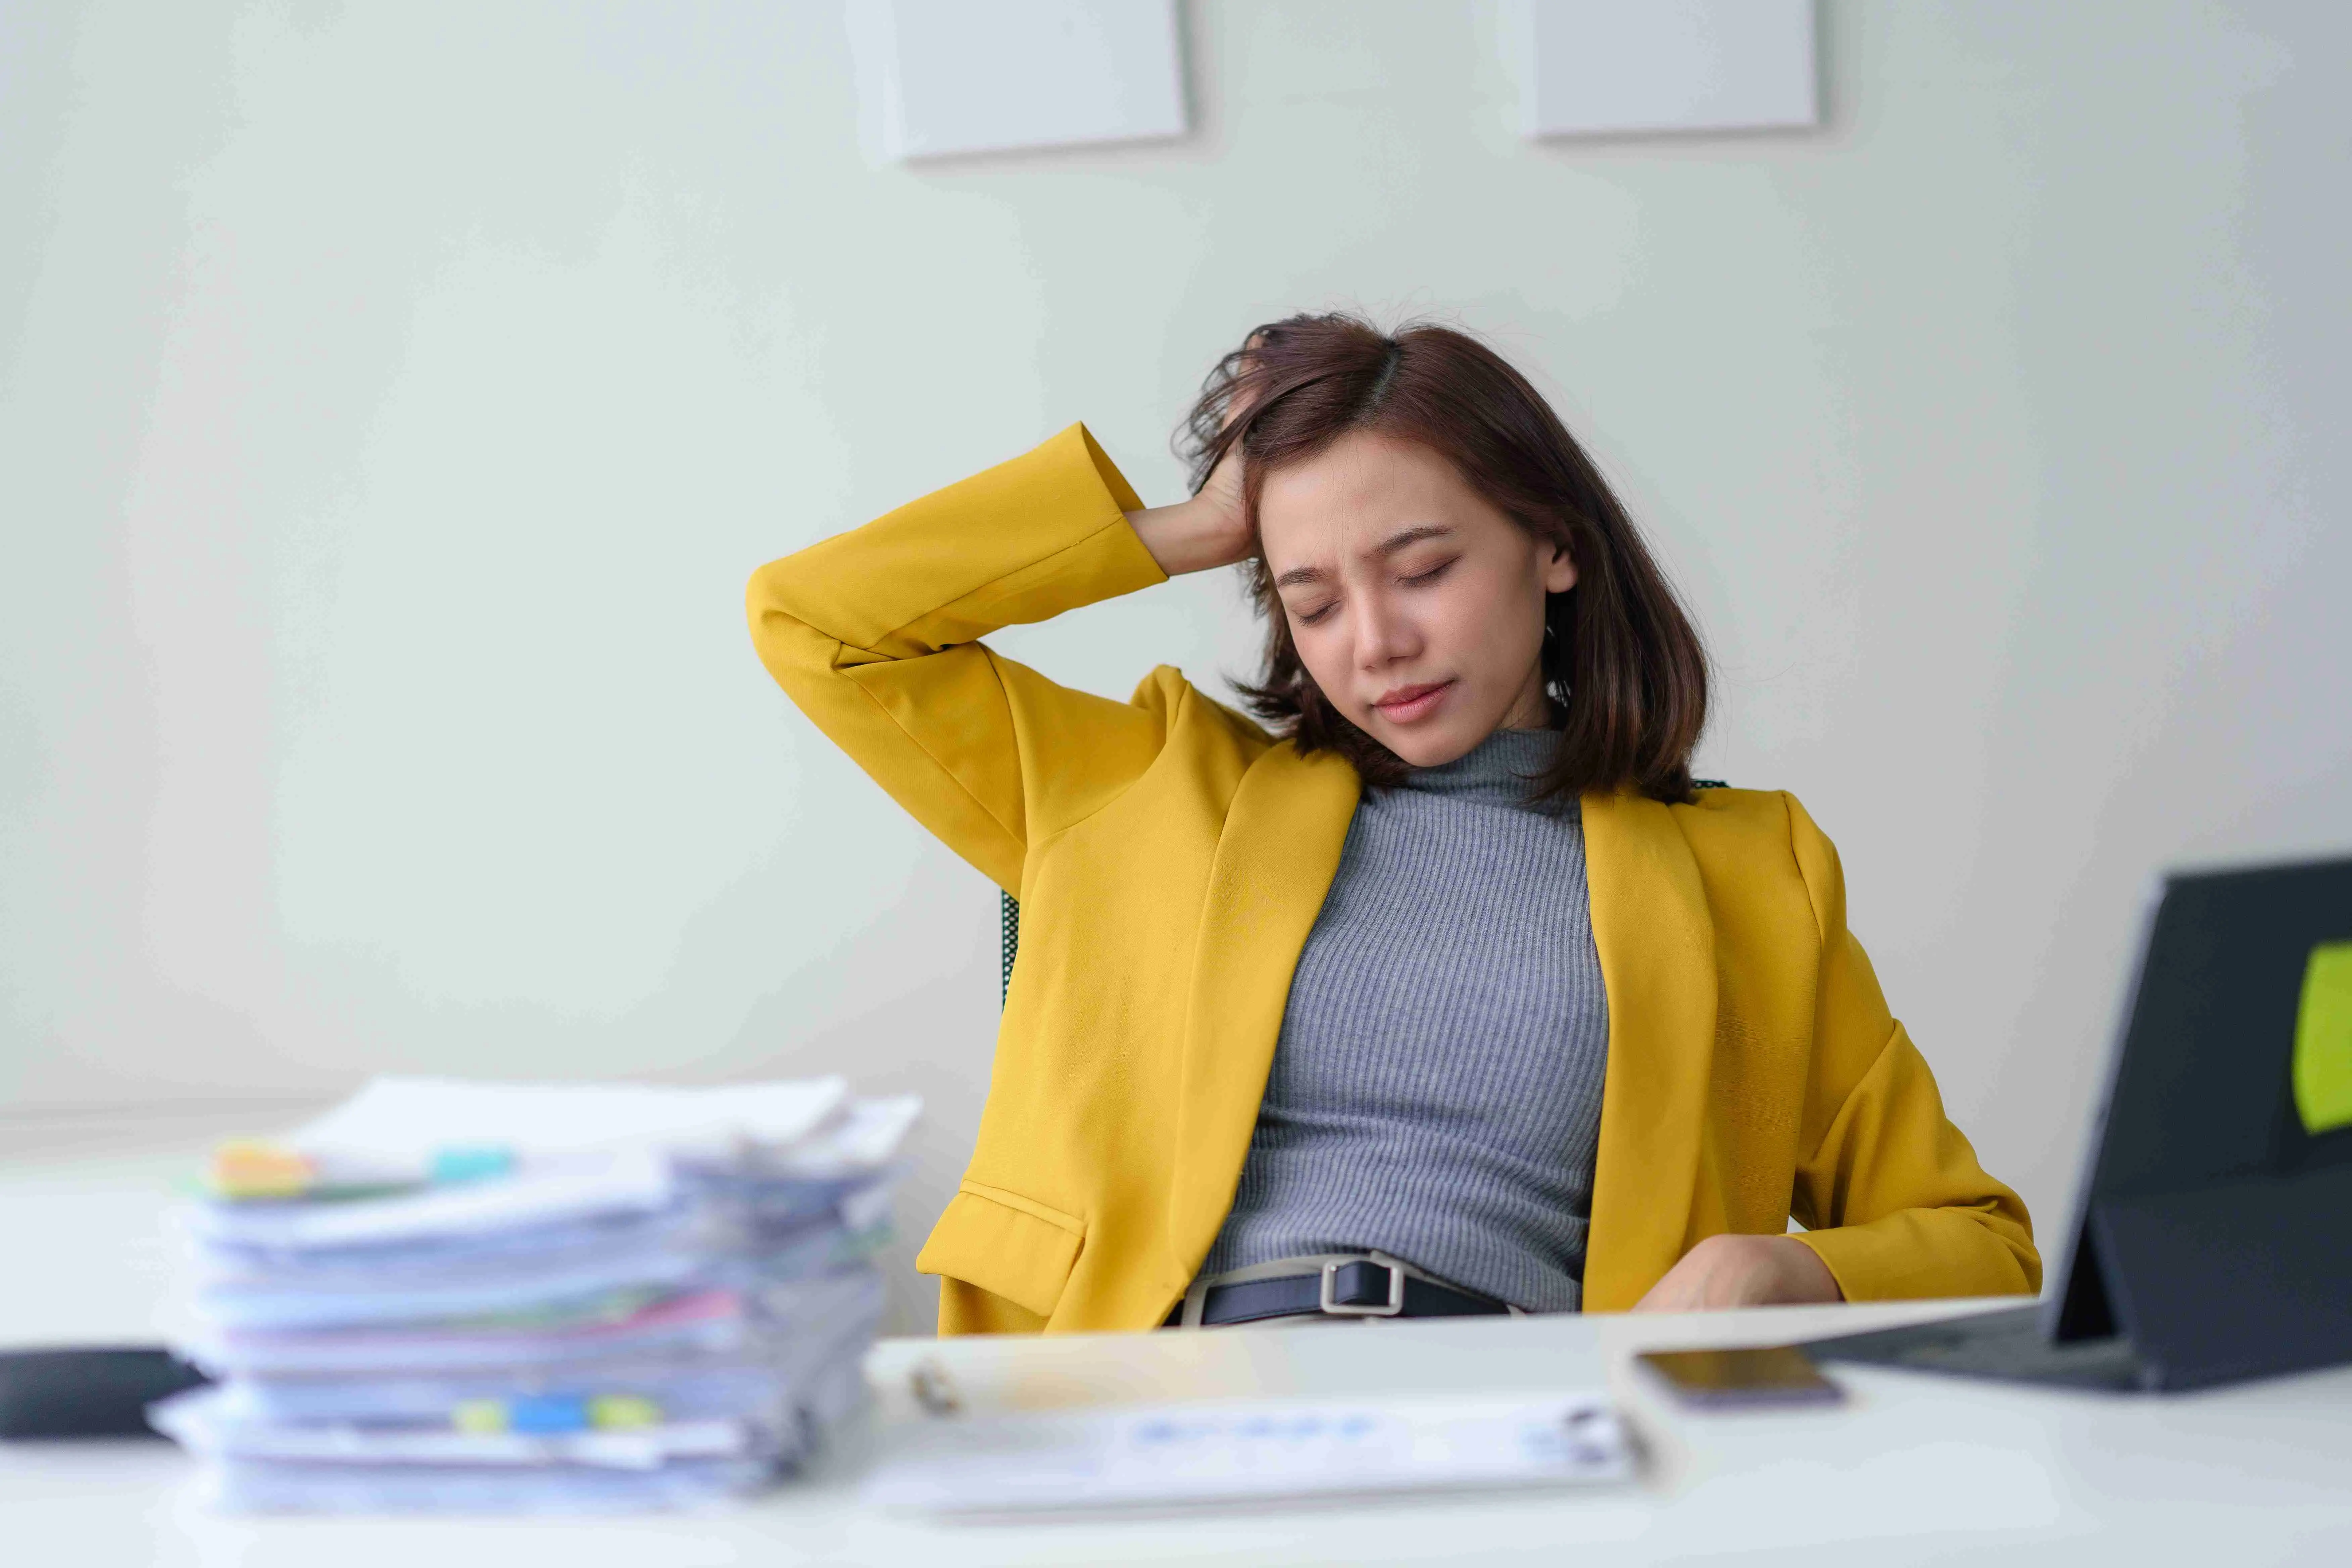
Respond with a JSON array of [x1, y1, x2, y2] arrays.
[[1399, 726, 1563, 809]]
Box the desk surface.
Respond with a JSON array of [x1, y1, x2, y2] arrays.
[[6, 1142, 2350, 1567]]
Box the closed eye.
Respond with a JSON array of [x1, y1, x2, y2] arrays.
[[1294, 601, 1339, 627], [1402, 557, 1457, 587]]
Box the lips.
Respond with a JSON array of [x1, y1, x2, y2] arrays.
[[1371, 680, 1455, 725]]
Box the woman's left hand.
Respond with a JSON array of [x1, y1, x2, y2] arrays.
[[1628, 1234, 1845, 1313]]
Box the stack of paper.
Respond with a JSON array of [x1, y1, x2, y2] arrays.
[[151, 1077, 917, 1513]]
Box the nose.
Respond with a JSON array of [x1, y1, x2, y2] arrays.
[[1352, 586, 1421, 672]]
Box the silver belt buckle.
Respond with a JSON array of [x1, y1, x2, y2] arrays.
[[1319, 1259, 1405, 1317]]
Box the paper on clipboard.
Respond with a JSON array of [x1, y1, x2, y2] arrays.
[[864, 1391, 1635, 1516]]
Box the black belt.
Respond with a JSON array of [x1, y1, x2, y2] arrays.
[[1164, 1259, 1510, 1327]]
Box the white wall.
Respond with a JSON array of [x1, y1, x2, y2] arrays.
[[5, 2, 2347, 1327]]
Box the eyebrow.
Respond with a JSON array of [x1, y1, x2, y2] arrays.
[[1271, 525, 1456, 590]]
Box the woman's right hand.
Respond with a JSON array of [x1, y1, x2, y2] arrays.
[[1130, 329, 1264, 576], [1127, 440, 1250, 577]]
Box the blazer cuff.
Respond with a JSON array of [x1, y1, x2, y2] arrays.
[[772, 423, 1168, 660], [1787, 1209, 2038, 1302]]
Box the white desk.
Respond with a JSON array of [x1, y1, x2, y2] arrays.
[[6, 1141, 2351, 1566]]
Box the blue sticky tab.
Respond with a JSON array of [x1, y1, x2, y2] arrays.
[[430, 1145, 515, 1185], [506, 1394, 590, 1434]]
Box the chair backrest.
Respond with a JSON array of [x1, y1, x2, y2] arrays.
[[995, 782, 1726, 1008], [1000, 889, 1021, 1006]]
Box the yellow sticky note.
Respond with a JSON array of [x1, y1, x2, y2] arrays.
[[2293, 941, 2352, 1136], [206, 1140, 313, 1200], [589, 1395, 662, 1430], [451, 1399, 509, 1435]]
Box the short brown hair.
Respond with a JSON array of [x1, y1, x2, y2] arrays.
[[1180, 313, 1709, 805]]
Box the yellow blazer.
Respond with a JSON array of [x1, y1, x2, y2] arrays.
[[747, 424, 2039, 1334]]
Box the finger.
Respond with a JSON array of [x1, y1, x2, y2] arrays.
[[1220, 328, 1277, 432], [1217, 377, 1256, 434]]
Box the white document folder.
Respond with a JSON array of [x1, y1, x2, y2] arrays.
[[864, 1391, 1635, 1516]]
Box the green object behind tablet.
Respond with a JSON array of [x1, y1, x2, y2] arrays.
[[2293, 941, 2352, 1136]]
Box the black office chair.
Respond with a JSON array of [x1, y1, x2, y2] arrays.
[[0, 1348, 208, 1438], [1000, 889, 1022, 1006], [995, 782, 1725, 1007]]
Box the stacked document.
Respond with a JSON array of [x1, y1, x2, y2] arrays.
[[866, 1392, 1636, 1517], [152, 1076, 917, 1513]]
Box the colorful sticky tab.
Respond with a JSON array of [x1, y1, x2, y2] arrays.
[[506, 1394, 592, 1435], [2293, 940, 2352, 1136], [588, 1395, 662, 1430], [451, 1399, 509, 1435], [429, 1144, 516, 1185], [450, 1392, 657, 1435], [206, 1141, 315, 1200]]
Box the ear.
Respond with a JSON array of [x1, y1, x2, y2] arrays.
[[1540, 540, 1579, 595]]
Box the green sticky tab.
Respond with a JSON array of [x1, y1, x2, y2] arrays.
[[2293, 941, 2352, 1136]]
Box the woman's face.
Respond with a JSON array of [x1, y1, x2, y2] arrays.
[[1256, 431, 1577, 768]]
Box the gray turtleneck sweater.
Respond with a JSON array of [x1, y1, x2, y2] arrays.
[[1200, 727, 1610, 1312]]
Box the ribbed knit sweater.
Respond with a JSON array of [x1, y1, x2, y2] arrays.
[[1200, 726, 1610, 1312]]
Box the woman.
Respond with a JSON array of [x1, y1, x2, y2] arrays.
[[747, 314, 2037, 1335]]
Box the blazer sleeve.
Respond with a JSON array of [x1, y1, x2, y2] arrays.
[[745, 423, 1176, 894], [1779, 794, 2043, 1300]]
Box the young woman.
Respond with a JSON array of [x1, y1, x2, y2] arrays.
[[747, 315, 2037, 1335]]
